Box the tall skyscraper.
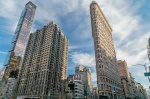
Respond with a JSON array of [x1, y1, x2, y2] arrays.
[[15, 21, 68, 98], [3, 1, 36, 80], [90, 1, 124, 98]]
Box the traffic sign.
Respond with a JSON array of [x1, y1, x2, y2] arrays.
[[144, 72, 150, 76]]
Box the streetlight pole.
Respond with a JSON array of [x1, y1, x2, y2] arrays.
[[143, 64, 150, 83], [132, 64, 150, 83]]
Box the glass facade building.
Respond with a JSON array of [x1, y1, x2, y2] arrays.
[[11, 1, 36, 57], [3, 1, 36, 80]]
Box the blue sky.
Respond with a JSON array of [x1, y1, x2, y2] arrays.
[[0, 0, 150, 89]]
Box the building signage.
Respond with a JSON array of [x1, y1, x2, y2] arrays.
[[73, 74, 82, 81]]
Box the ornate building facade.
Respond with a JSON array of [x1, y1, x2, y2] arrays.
[[90, 1, 124, 98]]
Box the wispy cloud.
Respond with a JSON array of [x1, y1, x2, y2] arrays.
[[91, 72, 97, 82], [0, 0, 23, 33], [0, 30, 14, 35], [0, 51, 7, 55], [71, 52, 95, 67], [68, 45, 79, 51]]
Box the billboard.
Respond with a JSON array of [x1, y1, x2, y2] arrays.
[[73, 74, 82, 81]]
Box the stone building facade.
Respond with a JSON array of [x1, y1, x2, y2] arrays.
[[90, 1, 124, 98]]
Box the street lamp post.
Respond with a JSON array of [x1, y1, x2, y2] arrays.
[[132, 64, 150, 83]]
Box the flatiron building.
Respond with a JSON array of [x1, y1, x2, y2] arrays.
[[90, 1, 124, 98]]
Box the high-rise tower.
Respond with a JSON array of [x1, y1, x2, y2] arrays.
[[90, 1, 124, 98], [15, 21, 68, 98], [3, 1, 36, 80]]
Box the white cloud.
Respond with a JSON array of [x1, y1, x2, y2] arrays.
[[0, 51, 7, 55], [96, 0, 142, 40], [68, 45, 79, 51], [91, 72, 97, 81], [71, 52, 95, 67], [0, 0, 23, 32]]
